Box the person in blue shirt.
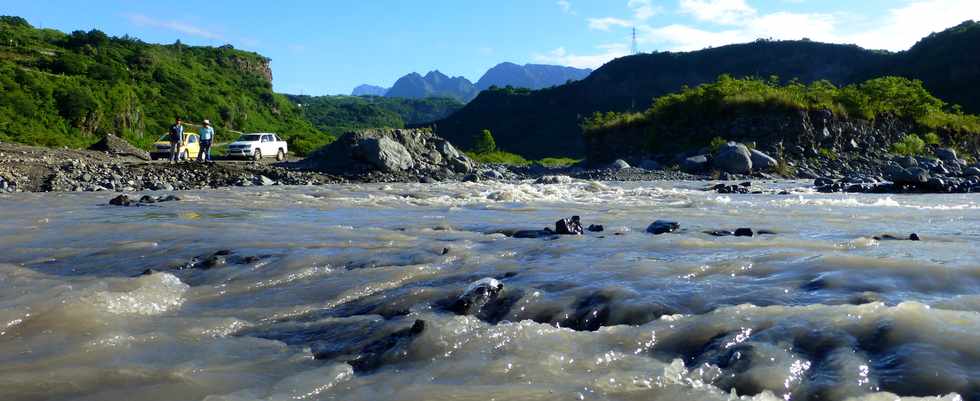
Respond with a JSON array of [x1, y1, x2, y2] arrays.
[[169, 117, 184, 162], [198, 119, 215, 162]]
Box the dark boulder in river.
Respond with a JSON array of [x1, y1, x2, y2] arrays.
[[647, 220, 680, 235], [302, 128, 474, 177], [555, 216, 584, 235]]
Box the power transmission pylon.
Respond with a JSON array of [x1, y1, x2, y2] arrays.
[[631, 26, 639, 55]]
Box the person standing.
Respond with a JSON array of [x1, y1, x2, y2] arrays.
[[198, 119, 214, 162], [169, 117, 184, 162]]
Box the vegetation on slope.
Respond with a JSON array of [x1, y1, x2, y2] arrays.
[[0, 16, 329, 154], [435, 21, 980, 158], [583, 75, 980, 153], [286, 94, 463, 137]]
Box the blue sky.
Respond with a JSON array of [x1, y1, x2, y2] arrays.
[[7, 1, 980, 95]]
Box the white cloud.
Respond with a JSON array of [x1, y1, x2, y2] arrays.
[[679, 0, 756, 25], [532, 43, 631, 69], [125, 13, 223, 41], [628, 0, 660, 21], [557, 0, 574, 14], [638, 24, 743, 51], [588, 17, 633, 31], [841, 0, 980, 50]]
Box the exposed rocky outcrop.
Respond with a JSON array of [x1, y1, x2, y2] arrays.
[[89, 134, 151, 161], [303, 129, 474, 179]]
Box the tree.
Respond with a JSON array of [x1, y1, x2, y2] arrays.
[[473, 129, 496, 153]]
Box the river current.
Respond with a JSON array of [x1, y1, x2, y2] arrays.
[[0, 180, 977, 401]]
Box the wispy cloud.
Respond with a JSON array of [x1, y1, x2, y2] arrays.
[[628, 0, 660, 21], [557, 0, 575, 15], [125, 13, 223, 40], [678, 0, 757, 25], [532, 43, 630, 69], [588, 17, 633, 31]]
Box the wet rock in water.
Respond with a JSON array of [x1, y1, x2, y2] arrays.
[[587, 224, 604, 232], [713, 142, 753, 174], [441, 247, 450, 255], [814, 177, 835, 187], [109, 194, 132, 206], [535, 175, 572, 185], [138, 195, 156, 204], [964, 167, 980, 177], [510, 229, 556, 239], [873, 234, 921, 241], [710, 183, 749, 194], [647, 220, 679, 235], [450, 278, 504, 315], [734, 228, 754, 237], [323, 319, 426, 373], [554, 216, 583, 235], [705, 230, 735, 237]]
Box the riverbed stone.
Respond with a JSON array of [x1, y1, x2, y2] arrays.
[[749, 149, 778, 171], [935, 148, 957, 162], [555, 216, 584, 235], [713, 142, 753, 174], [681, 155, 709, 173]]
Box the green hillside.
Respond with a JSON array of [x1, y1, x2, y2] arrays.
[[433, 21, 980, 159], [0, 16, 331, 155], [286, 94, 462, 135]]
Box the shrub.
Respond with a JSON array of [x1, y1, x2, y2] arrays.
[[465, 150, 529, 166], [923, 132, 941, 145], [708, 136, 727, 153], [473, 129, 496, 154], [891, 134, 926, 156]]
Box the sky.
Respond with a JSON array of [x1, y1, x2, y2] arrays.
[[6, 1, 980, 95]]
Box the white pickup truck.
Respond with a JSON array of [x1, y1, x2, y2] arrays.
[[226, 133, 288, 161]]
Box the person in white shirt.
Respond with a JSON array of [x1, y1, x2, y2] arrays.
[[198, 119, 215, 162]]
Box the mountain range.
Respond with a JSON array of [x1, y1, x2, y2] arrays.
[[432, 21, 980, 159], [350, 63, 593, 102]]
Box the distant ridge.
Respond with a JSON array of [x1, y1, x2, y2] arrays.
[[475, 62, 592, 91], [384, 71, 478, 102], [351, 84, 388, 96]]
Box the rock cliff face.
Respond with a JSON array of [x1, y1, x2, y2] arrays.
[[304, 129, 473, 179], [226, 54, 273, 83], [585, 109, 914, 164]]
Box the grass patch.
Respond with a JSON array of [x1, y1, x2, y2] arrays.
[[536, 157, 581, 167], [465, 150, 531, 166]]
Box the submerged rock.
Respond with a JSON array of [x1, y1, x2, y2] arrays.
[[450, 278, 504, 316], [647, 220, 679, 235], [587, 224, 604, 232], [734, 228, 754, 237], [316, 319, 426, 373]]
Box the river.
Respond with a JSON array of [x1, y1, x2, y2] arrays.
[[0, 180, 977, 401]]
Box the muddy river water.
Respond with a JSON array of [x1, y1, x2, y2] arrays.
[[0, 180, 977, 401]]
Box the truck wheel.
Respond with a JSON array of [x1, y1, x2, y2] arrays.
[[276, 148, 285, 161], [253, 149, 262, 161]]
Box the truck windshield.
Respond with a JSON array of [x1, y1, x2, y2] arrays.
[[238, 134, 262, 142]]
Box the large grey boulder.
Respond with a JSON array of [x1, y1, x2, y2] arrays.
[[713, 142, 753, 174], [749, 149, 778, 171], [305, 128, 473, 176], [361, 137, 415, 171], [681, 155, 709, 173]]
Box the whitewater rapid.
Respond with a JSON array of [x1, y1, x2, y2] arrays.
[[0, 180, 977, 401]]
